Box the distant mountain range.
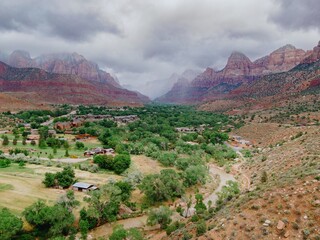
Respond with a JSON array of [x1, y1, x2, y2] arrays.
[[157, 41, 320, 112], [0, 51, 150, 108]]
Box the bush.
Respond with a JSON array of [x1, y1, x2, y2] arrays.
[[147, 206, 172, 229], [93, 155, 114, 170], [183, 165, 207, 187], [166, 221, 185, 235], [113, 154, 131, 174], [43, 166, 75, 188], [0, 159, 11, 168], [75, 141, 85, 150], [196, 220, 207, 236], [0, 208, 23, 240]]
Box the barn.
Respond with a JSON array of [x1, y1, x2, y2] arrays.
[[72, 182, 98, 192]]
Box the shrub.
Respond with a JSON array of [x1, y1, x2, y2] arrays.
[[147, 206, 172, 229], [196, 220, 207, 236]]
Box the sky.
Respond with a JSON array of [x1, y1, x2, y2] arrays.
[[0, 0, 319, 98]]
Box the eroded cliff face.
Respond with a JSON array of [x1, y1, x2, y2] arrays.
[[300, 41, 320, 64], [158, 43, 313, 104], [5, 51, 120, 87], [0, 61, 149, 106]]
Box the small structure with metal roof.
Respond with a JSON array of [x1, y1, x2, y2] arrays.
[[72, 182, 98, 192]]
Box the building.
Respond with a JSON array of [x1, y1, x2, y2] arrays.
[[72, 182, 98, 192], [84, 148, 115, 157], [55, 122, 72, 131], [113, 115, 139, 124]]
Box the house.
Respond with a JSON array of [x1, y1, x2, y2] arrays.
[[75, 134, 91, 140], [230, 135, 252, 147], [175, 127, 196, 133], [27, 135, 40, 141], [71, 118, 84, 128], [113, 115, 139, 124], [30, 129, 39, 135], [84, 148, 115, 157], [48, 129, 56, 136], [55, 122, 72, 131], [72, 182, 98, 192]]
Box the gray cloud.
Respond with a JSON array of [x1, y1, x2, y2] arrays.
[[270, 0, 320, 31], [0, 0, 121, 41], [0, 0, 319, 98]]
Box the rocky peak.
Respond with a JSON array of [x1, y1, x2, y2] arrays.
[[202, 67, 216, 77], [0, 61, 8, 75], [301, 40, 320, 64], [252, 44, 307, 74], [5, 50, 120, 87], [223, 51, 253, 76], [8, 50, 34, 68]]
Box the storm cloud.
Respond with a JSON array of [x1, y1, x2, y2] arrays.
[[0, 0, 319, 98]]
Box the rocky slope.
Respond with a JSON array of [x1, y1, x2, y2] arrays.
[[157, 44, 312, 104], [2, 50, 121, 88], [0, 61, 149, 107]]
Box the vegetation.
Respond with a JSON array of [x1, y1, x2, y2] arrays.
[[147, 206, 173, 229], [43, 166, 75, 188], [0, 208, 23, 240]]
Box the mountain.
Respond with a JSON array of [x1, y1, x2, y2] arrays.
[[0, 61, 149, 107], [3, 50, 121, 87], [200, 42, 320, 112], [157, 44, 311, 104], [133, 69, 199, 99]]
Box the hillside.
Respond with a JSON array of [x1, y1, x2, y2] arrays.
[[0, 61, 149, 107], [0, 93, 50, 112], [1, 50, 121, 87], [157, 42, 317, 106]]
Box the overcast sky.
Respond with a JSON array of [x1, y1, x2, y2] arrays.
[[0, 0, 319, 97]]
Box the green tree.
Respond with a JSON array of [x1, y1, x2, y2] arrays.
[[183, 165, 207, 187], [139, 169, 184, 203], [147, 206, 172, 229], [55, 166, 75, 188], [75, 141, 85, 150], [23, 200, 75, 238], [113, 154, 131, 174], [65, 149, 69, 157], [195, 193, 207, 213], [79, 219, 89, 240], [93, 154, 114, 169], [43, 172, 56, 188], [57, 190, 79, 212], [114, 181, 133, 202], [12, 138, 18, 145], [216, 181, 240, 210], [0, 208, 23, 240], [2, 135, 9, 146], [261, 171, 268, 183]]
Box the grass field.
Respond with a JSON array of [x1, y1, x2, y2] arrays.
[[0, 134, 101, 159], [0, 163, 122, 215]]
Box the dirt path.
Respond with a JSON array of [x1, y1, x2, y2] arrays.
[[89, 215, 148, 239], [41, 110, 77, 126], [203, 164, 236, 206], [225, 141, 251, 191]]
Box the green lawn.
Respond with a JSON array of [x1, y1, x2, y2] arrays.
[[0, 164, 34, 174], [0, 134, 102, 159], [0, 183, 14, 192]]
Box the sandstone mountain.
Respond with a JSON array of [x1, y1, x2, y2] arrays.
[[157, 43, 314, 105], [0, 61, 149, 106], [1, 50, 121, 87]]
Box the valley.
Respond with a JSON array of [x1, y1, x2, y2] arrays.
[[0, 18, 319, 240]]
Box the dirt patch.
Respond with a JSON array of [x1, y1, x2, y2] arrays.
[[130, 155, 167, 175]]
